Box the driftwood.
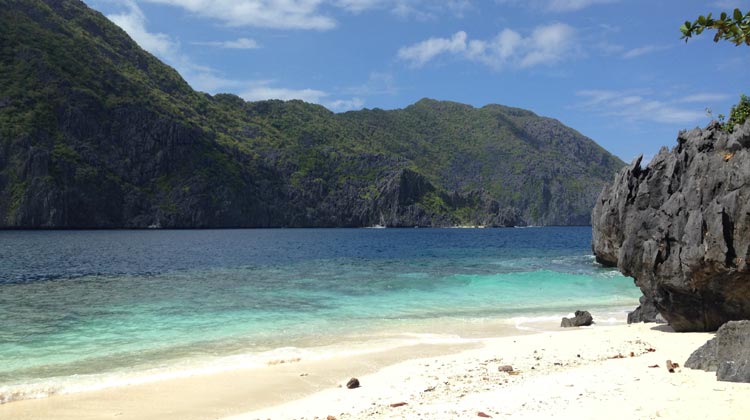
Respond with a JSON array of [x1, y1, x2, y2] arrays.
[[390, 402, 408, 408]]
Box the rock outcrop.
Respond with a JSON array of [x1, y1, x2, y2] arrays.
[[592, 120, 750, 332], [685, 320, 750, 382]]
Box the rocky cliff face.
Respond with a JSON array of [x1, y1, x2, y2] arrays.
[[592, 120, 750, 332], [0, 0, 624, 229]]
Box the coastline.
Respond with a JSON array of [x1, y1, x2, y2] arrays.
[[3, 317, 748, 420]]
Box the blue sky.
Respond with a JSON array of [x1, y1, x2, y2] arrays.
[[87, 0, 750, 162]]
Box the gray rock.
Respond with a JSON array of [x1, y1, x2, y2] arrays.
[[561, 310, 594, 327], [717, 320, 750, 382], [627, 294, 667, 324], [592, 120, 750, 332], [685, 337, 718, 372], [685, 320, 750, 382]]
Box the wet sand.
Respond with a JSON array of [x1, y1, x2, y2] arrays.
[[3, 322, 749, 420]]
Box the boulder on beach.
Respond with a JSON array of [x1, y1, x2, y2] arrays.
[[592, 120, 750, 332], [686, 320, 750, 383], [346, 377, 360, 389], [561, 310, 594, 328]]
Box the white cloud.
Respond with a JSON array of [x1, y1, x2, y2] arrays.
[[240, 82, 329, 103], [240, 81, 365, 111], [107, 0, 244, 93], [621, 44, 671, 59], [546, 0, 617, 12], [576, 89, 707, 124], [136, 0, 473, 30], [327, 97, 366, 111], [398, 31, 468, 67], [681, 93, 732, 103], [398, 23, 576, 69], [193, 38, 261, 49], [334, 0, 382, 13], [334, 0, 474, 20], [142, 0, 337, 30], [106, 1, 364, 110], [495, 0, 617, 12], [519, 23, 576, 67], [108, 0, 176, 57]]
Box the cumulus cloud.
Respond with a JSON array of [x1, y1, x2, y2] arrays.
[[398, 23, 576, 69], [576, 89, 707, 124], [398, 31, 469, 67], [193, 38, 261, 49]]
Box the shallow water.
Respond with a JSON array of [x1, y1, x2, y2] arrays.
[[0, 227, 639, 402]]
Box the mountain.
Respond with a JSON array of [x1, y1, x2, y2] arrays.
[[0, 0, 624, 228]]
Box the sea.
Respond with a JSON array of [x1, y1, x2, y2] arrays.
[[0, 227, 640, 404]]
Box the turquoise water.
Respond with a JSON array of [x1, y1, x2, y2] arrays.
[[0, 227, 639, 402]]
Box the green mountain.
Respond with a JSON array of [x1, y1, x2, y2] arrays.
[[0, 0, 624, 228]]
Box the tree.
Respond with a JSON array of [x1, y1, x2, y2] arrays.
[[726, 94, 750, 132], [680, 8, 750, 45]]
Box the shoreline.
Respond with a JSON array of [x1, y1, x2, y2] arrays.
[[3, 318, 748, 419], [0, 308, 631, 405]]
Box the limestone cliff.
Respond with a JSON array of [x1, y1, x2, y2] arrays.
[[592, 120, 750, 332], [0, 0, 624, 228]]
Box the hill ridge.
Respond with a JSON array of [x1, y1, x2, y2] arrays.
[[0, 0, 625, 228]]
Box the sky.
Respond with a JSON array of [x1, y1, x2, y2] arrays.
[[86, 0, 750, 162]]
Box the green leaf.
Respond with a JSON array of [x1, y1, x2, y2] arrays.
[[735, 8, 743, 21]]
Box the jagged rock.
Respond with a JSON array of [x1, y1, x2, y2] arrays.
[[686, 320, 750, 382], [627, 294, 666, 324], [561, 310, 594, 327], [685, 337, 718, 372], [592, 120, 750, 332]]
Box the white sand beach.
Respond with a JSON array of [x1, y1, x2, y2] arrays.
[[2, 321, 748, 420]]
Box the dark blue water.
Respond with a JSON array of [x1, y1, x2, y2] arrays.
[[0, 227, 640, 403]]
